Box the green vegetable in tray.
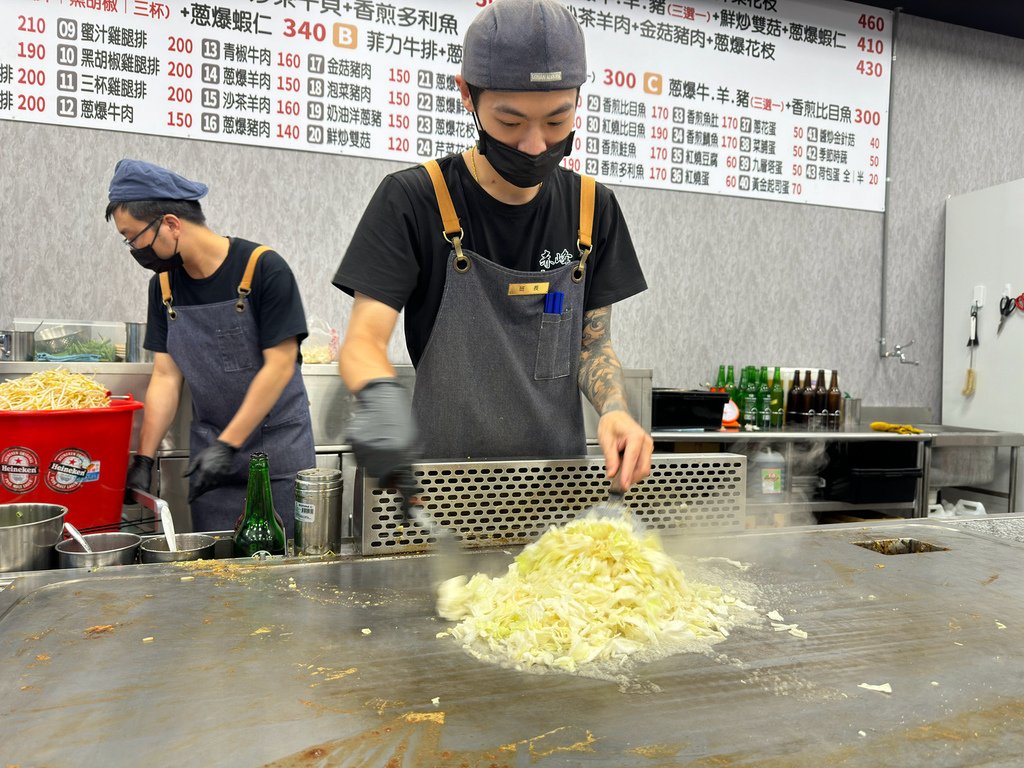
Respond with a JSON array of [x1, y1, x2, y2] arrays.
[[63, 337, 117, 361]]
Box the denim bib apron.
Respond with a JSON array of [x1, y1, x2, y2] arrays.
[[160, 243, 315, 536], [412, 161, 597, 460]]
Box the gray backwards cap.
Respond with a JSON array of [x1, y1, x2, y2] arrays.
[[462, 0, 586, 91], [108, 158, 208, 202]]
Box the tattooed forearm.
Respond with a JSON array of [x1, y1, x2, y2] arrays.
[[578, 306, 629, 416]]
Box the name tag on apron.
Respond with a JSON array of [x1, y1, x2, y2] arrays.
[[507, 282, 550, 296]]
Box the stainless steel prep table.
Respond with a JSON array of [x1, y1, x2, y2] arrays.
[[653, 426, 1024, 518], [4, 519, 1024, 766]]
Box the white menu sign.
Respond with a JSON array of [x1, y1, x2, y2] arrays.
[[2, 0, 892, 211]]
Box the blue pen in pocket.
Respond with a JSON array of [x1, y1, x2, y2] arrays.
[[553, 291, 564, 315], [543, 292, 554, 314]]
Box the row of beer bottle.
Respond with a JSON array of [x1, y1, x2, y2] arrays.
[[713, 366, 843, 430]]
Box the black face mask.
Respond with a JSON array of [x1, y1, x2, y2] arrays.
[[131, 238, 183, 273], [474, 115, 575, 189]]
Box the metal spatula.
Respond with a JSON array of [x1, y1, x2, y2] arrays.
[[394, 471, 466, 587], [588, 474, 633, 524]]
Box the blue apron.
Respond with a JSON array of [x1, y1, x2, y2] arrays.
[[411, 161, 596, 460], [160, 243, 315, 537]]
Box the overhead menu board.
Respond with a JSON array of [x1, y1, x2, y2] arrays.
[[1, 0, 892, 211]]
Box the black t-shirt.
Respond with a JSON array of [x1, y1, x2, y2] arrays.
[[333, 154, 647, 366], [145, 237, 308, 355]]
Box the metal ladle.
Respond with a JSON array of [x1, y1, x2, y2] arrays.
[[63, 521, 93, 553]]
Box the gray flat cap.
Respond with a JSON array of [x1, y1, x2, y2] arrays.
[[462, 0, 586, 91], [108, 159, 208, 202]]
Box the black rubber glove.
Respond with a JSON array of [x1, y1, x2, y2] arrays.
[[345, 378, 419, 490], [184, 440, 238, 503], [123, 455, 155, 504]]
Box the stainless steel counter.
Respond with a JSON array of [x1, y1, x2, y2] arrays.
[[4, 519, 1024, 766], [1, 362, 652, 535], [653, 425, 1024, 517], [0, 362, 653, 453]]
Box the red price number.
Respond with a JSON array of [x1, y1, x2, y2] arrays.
[[167, 36, 193, 54], [858, 14, 885, 31], [650, 146, 668, 161], [648, 167, 667, 181], [277, 99, 300, 116], [167, 111, 192, 128], [17, 42, 45, 60], [651, 105, 669, 120], [388, 91, 410, 107], [388, 137, 410, 152], [276, 76, 300, 92], [854, 108, 882, 126], [602, 69, 636, 89], [17, 16, 46, 34], [857, 37, 884, 54], [278, 52, 300, 68], [18, 68, 45, 87], [277, 124, 300, 140], [389, 68, 411, 84], [651, 126, 669, 141], [18, 94, 45, 112], [856, 60, 884, 77], [167, 86, 192, 104], [388, 114, 410, 129], [168, 61, 193, 79], [283, 18, 326, 42]]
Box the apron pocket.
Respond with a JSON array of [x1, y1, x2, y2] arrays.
[[534, 308, 574, 381], [216, 327, 258, 373]]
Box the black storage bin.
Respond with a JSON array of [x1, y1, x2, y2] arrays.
[[824, 467, 923, 504], [651, 389, 728, 430], [836, 440, 918, 469], [820, 440, 922, 503]]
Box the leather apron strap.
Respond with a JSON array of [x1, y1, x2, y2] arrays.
[[423, 160, 469, 272], [572, 174, 596, 283], [159, 244, 271, 318]]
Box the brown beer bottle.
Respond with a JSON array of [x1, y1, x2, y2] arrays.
[[800, 370, 814, 428], [826, 370, 842, 430], [813, 369, 828, 430], [786, 370, 802, 425]]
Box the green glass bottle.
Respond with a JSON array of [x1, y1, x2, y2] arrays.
[[743, 367, 758, 426], [769, 366, 785, 428], [233, 452, 286, 558], [756, 365, 771, 429], [714, 364, 727, 392], [725, 365, 736, 401]]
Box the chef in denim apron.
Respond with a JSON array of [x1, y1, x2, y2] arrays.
[[336, 0, 653, 502], [107, 160, 315, 536]]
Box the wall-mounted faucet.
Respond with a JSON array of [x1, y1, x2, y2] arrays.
[[880, 338, 920, 365]]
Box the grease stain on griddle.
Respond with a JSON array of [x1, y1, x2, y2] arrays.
[[264, 712, 513, 768]]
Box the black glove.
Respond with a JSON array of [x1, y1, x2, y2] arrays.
[[183, 440, 238, 503], [345, 378, 419, 489], [124, 455, 155, 504]]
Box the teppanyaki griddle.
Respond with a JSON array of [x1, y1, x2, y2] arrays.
[[2, 521, 1024, 767]]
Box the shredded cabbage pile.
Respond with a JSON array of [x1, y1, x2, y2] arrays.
[[437, 516, 745, 672]]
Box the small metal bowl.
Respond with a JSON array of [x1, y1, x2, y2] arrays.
[[56, 532, 142, 569], [140, 533, 217, 563], [34, 326, 86, 355]]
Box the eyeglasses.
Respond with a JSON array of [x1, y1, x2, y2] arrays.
[[123, 216, 163, 249]]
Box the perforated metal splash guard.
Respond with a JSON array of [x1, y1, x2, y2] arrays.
[[353, 453, 746, 555]]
